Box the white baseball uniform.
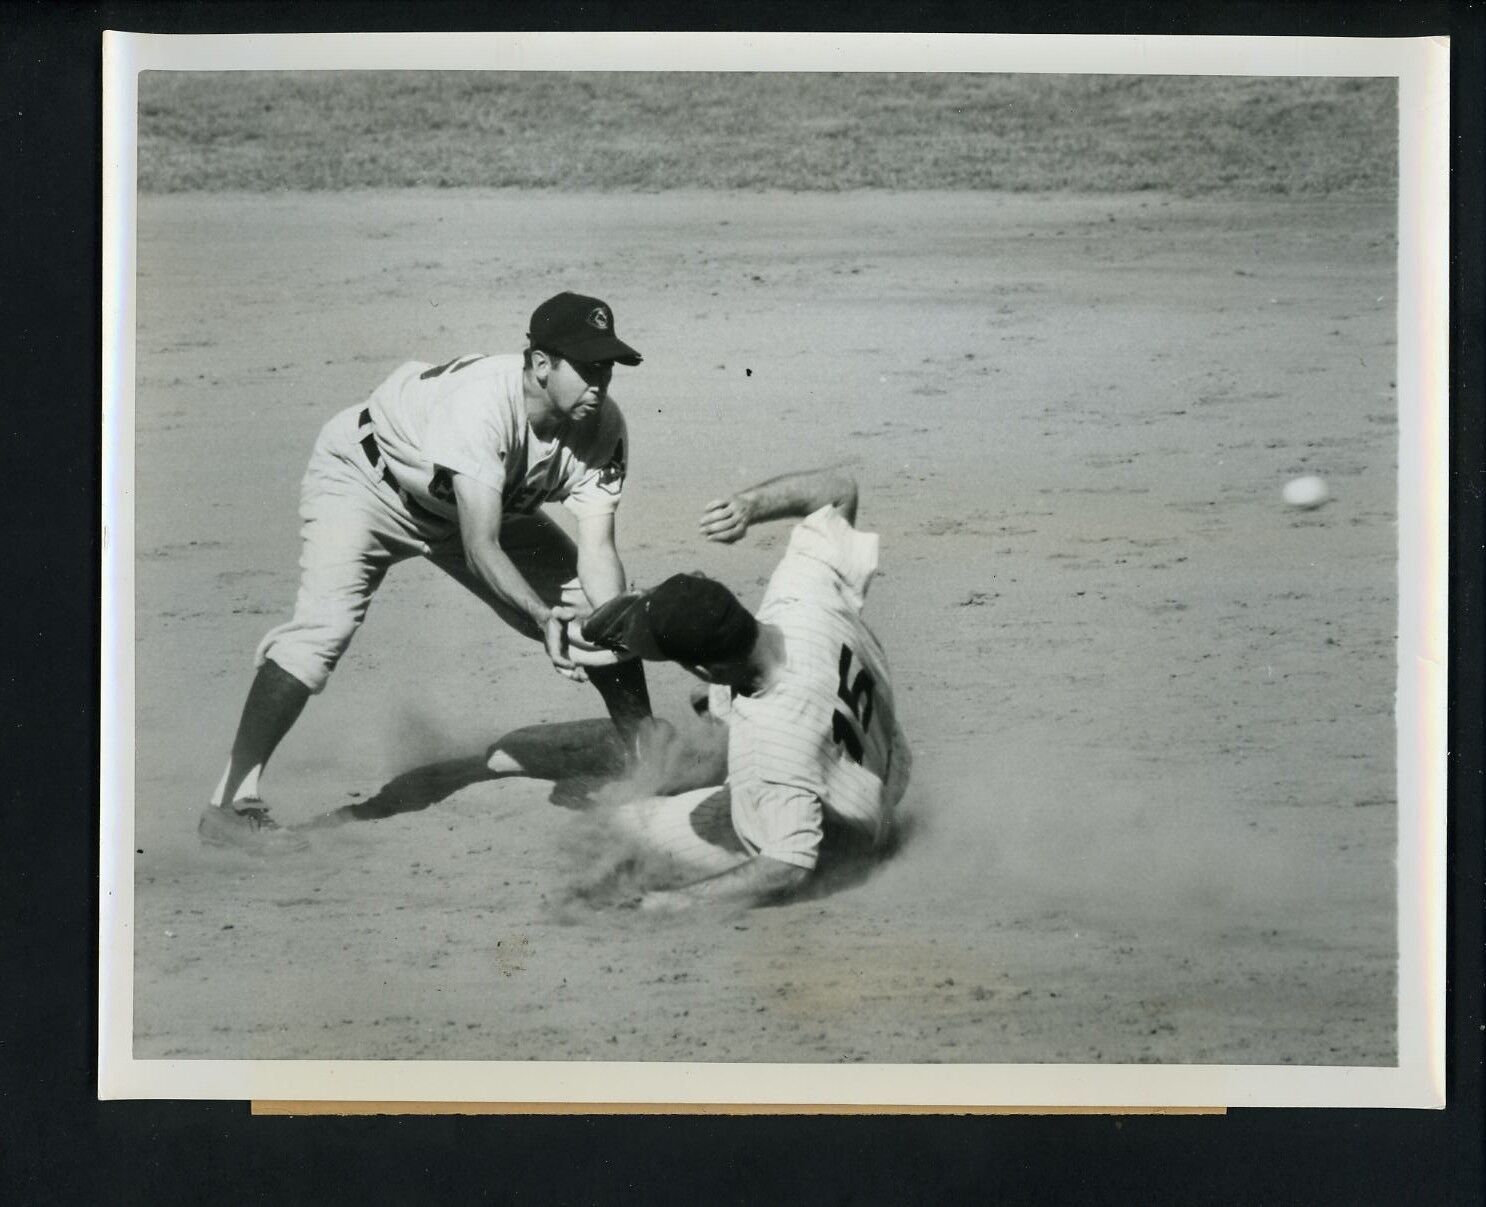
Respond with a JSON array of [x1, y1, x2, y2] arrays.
[[255, 353, 628, 693], [612, 505, 910, 878]]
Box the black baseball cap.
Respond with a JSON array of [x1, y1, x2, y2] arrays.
[[528, 292, 642, 366], [619, 573, 758, 665]]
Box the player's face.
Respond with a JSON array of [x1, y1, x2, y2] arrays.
[[547, 355, 613, 422]]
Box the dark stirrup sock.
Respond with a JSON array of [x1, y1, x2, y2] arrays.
[[216, 660, 312, 807], [586, 657, 653, 745]]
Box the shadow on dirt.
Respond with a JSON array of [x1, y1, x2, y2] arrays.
[[295, 717, 914, 909], [547, 776, 614, 811], [297, 755, 496, 829], [296, 718, 625, 830]]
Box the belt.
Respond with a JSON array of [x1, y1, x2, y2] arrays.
[[357, 408, 446, 526]]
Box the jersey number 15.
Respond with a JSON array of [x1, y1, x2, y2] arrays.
[[832, 645, 876, 764]]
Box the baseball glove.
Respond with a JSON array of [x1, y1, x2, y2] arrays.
[[579, 590, 648, 655]]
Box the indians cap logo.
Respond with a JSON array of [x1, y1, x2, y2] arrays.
[[587, 306, 611, 331]]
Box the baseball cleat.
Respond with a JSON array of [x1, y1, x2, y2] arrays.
[[198, 804, 309, 854]]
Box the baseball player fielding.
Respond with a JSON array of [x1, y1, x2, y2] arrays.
[[199, 292, 654, 853]]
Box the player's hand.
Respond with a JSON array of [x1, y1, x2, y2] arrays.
[[542, 606, 587, 682], [699, 494, 753, 543], [562, 617, 630, 669]]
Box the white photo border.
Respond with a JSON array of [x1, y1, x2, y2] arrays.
[[99, 31, 1449, 1107]]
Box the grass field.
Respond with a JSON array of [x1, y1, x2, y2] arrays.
[[139, 73, 1396, 195]]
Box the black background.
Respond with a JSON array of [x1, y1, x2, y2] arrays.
[[2, 2, 1480, 1203]]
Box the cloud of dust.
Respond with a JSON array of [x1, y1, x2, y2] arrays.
[[549, 714, 731, 918], [588, 714, 729, 809], [875, 744, 1363, 942]]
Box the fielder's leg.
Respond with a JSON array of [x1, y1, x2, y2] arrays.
[[585, 658, 652, 745], [202, 408, 414, 853], [201, 660, 313, 853], [210, 659, 310, 808]]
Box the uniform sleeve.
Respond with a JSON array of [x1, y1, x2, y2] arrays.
[[728, 683, 834, 869], [740, 783, 824, 870], [765, 505, 880, 609], [419, 377, 510, 496], [562, 402, 628, 518]]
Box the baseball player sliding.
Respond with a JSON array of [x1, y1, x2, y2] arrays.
[[578, 467, 911, 911], [200, 292, 653, 853]]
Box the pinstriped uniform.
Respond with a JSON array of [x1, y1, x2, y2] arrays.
[[610, 506, 909, 881], [722, 505, 910, 869]]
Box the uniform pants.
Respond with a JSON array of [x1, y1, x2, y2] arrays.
[[609, 784, 890, 886], [255, 404, 584, 694], [608, 786, 754, 884]]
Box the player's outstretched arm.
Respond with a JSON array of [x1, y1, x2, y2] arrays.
[[640, 854, 810, 914], [573, 512, 629, 607], [699, 467, 858, 543]]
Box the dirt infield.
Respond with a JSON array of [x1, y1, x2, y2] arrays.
[[131, 189, 1396, 1064]]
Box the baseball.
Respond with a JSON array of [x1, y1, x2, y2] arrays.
[[1282, 475, 1330, 510]]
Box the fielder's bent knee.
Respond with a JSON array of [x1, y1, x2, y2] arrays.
[[251, 645, 328, 695], [254, 607, 362, 695]]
